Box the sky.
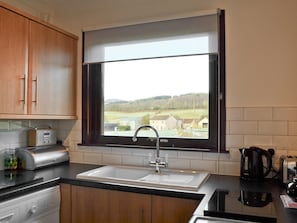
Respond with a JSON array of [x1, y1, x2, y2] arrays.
[[104, 54, 209, 101]]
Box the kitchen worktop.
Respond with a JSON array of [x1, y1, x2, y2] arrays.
[[0, 163, 296, 223]]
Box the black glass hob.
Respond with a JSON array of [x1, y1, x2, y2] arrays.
[[204, 190, 277, 223]]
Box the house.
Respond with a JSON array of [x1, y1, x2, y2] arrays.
[[150, 115, 181, 131], [120, 117, 142, 130], [104, 123, 119, 131], [182, 119, 199, 129], [198, 117, 208, 129]]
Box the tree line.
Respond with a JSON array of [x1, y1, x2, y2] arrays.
[[105, 93, 208, 112]]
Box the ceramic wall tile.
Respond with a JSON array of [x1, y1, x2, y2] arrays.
[[229, 121, 258, 135], [226, 108, 243, 121], [273, 107, 297, 121], [244, 135, 272, 147], [244, 107, 272, 120], [258, 121, 287, 135]]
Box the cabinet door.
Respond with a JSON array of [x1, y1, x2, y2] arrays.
[[109, 190, 151, 223], [71, 185, 110, 223], [29, 21, 76, 116], [0, 7, 28, 114], [60, 184, 72, 223], [152, 195, 199, 223], [71, 185, 151, 223]]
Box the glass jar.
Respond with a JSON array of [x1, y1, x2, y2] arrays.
[[4, 149, 18, 170]]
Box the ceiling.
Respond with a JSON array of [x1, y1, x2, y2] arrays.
[[6, 0, 212, 33], [17, 0, 166, 18]]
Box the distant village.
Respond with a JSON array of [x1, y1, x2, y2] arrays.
[[104, 114, 208, 132]]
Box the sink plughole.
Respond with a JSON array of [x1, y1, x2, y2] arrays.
[[76, 165, 209, 191]]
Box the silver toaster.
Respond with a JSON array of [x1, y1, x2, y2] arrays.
[[280, 156, 297, 184], [28, 128, 57, 147]]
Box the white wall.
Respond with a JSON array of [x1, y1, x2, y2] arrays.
[[13, 0, 296, 107], [1, 0, 297, 175]]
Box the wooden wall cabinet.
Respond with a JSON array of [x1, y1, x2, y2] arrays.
[[0, 7, 28, 115], [28, 21, 77, 117], [60, 184, 200, 223], [0, 3, 77, 119]]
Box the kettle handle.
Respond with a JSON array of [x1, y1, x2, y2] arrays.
[[260, 149, 272, 177]]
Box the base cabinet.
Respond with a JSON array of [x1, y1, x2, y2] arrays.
[[152, 195, 199, 223], [60, 184, 72, 223], [60, 184, 200, 223], [71, 185, 151, 223]]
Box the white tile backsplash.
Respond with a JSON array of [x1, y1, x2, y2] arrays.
[[102, 154, 122, 165], [226, 135, 244, 148], [190, 159, 217, 173], [258, 121, 287, 135], [122, 155, 145, 166], [273, 107, 297, 121], [244, 135, 272, 147], [288, 121, 297, 135], [226, 107, 243, 121], [229, 121, 258, 135], [167, 157, 190, 169], [0, 121, 9, 130], [244, 107, 273, 121], [83, 152, 102, 165], [1, 107, 297, 175]]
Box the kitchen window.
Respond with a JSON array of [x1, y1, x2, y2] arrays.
[[82, 9, 226, 152]]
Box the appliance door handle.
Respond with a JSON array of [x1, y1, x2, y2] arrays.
[[0, 213, 14, 222]]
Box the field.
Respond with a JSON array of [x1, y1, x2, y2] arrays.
[[105, 109, 208, 123]]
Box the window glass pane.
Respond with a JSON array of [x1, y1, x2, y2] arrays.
[[103, 54, 210, 139]]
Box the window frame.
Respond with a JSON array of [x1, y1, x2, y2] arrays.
[[81, 10, 226, 153]]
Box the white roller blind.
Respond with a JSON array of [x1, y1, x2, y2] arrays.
[[84, 12, 219, 63]]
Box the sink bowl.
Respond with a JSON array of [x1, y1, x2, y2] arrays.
[[76, 165, 209, 191]]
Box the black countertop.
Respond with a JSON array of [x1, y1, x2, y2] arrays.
[[0, 163, 296, 223]]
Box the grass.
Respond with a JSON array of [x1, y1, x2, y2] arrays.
[[105, 109, 208, 123]]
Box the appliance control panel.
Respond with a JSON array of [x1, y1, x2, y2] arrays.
[[29, 128, 57, 146]]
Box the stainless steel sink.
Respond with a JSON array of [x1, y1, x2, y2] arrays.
[[76, 165, 209, 191]]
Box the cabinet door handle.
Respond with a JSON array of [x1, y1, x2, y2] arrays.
[[32, 77, 38, 104], [139, 208, 143, 223], [0, 213, 14, 221], [20, 75, 26, 107]]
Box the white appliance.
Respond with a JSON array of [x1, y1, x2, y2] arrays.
[[0, 186, 60, 223]]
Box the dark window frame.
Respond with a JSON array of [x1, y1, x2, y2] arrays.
[[81, 10, 226, 153]]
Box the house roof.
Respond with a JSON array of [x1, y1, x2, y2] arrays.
[[183, 119, 196, 124], [151, 114, 181, 121], [151, 115, 171, 120]]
